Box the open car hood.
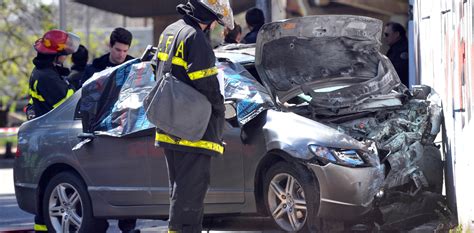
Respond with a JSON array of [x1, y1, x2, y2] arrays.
[[255, 15, 404, 111]]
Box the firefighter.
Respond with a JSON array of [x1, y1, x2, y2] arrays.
[[154, 0, 233, 232], [28, 30, 79, 231], [28, 29, 78, 119]]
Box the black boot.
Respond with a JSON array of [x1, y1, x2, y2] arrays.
[[118, 219, 139, 233]]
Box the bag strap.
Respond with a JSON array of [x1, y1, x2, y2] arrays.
[[157, 24, 187, 77], [143, 24, 186, 127]]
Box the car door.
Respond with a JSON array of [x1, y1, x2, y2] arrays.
[[148, 120, 245, 205], [207, 121, 245, 204], [69, 121, 154, 206]]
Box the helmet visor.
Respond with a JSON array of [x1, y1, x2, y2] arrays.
[[64, 32, 80, 54]]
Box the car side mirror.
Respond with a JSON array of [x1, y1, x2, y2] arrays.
[[72, 133, 96, 151], [224, 101, 237, 120]]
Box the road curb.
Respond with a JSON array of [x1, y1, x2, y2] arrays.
[[0, 227, 34, 233]]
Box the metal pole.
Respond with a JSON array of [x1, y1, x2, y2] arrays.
[[59, 0, 66, 30], [85, 5, 90, 50], [408, 0, 415, 88], [256, 0, 272, 23]]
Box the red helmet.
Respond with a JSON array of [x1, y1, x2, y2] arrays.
[[34, 29, 80, 55]]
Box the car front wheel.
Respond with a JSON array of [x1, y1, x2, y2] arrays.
[[264, 161, 321, 232], [42, 172, 108, 233]]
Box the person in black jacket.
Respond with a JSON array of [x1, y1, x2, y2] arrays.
[[28, 29, 78, 119], [67, 44, 88, 90], [384, 22, 409, 87], [82, 27, 134, 84], [224, 22, 242, 44], [28, 29, 79, 232], [154, 0, 234, 232], [241, 7, 264, 44]]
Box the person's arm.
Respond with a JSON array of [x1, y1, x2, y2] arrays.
[[36, 73, 74, 108], [185, 32, 225, 117]]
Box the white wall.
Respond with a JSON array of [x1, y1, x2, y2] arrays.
[[413, 0, 474, 231]]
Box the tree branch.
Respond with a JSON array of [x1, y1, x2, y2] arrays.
[[0, 55, 23, 65]]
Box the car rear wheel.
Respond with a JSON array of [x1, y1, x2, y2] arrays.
[[264, 161, 320, 232], [42, 172, 108, 233]]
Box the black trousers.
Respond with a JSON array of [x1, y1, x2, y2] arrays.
[[117, 219, 137, 232], [94, 218, 137, 232], [164, 149, 211, 233]]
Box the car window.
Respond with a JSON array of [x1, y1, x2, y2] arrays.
[[218, 61, 274, 126], [242, 63, 262, 84]]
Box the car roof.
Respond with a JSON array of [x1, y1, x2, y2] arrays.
[[214, 44, 255, 64]]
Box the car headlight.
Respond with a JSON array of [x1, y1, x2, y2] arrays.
[[308, 144, 365, 167]]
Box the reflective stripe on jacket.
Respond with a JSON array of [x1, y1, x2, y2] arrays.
[[154, 16, 225, 156], [156, 133, 224, 154], [34, 224, 48, 231], [28, 64, 75, 118]]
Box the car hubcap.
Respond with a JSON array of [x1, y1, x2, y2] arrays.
[[48, 183, 83, 233], [268, 173, 307, 232]]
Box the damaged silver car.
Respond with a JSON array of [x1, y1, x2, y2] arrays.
[[14, 15, 444, 233], [249, 15, 445, 231]]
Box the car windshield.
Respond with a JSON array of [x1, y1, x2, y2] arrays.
[[294, 85, 350, 103]]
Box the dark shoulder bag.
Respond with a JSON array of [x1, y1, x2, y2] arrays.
[[143, 25, 212, 142]]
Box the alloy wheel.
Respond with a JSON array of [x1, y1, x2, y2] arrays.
[[48, 183, 83, 233], [267, 173, 308, 232]]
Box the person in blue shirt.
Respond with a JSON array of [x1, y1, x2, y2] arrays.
[[241, 8, 264, 44]]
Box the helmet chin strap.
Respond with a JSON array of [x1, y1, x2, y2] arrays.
[[203, 22, 212, 33], [202, 22, 214, 41]]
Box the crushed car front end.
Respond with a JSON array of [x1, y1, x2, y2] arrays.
[[263, 109, 386, 220], [254, 15, 445, 229], [308, 160, 385, 220]]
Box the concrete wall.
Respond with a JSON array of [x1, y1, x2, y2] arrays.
[[266, 1, 408, 53], [413, 0, 474, 231]]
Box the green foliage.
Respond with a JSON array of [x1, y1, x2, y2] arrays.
[[0, 0, 56, 111], [69, 30, 106, 64], [449, 224, 462, 233], [0, 135, 17, 145]]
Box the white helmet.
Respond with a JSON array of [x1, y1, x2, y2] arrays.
[[196, 0, 234, 29]]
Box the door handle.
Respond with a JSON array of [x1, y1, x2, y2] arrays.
[[77, 133, 96, 140]]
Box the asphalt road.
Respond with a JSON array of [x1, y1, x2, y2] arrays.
[[0, 190, 165, 233], [0, 194, 34, 231], [0, 158, 35, 232]]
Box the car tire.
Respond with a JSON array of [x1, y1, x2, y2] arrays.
[[263, 161, 321, 232], [42, 172, 108, 233]]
